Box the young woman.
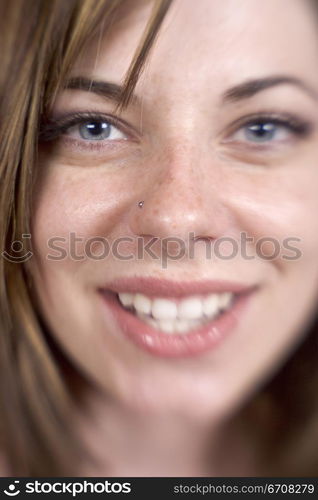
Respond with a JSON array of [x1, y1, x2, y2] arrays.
[[1, 0, 318, 476]]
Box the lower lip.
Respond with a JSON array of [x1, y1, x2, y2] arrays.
[[99, 289, 255, 358]]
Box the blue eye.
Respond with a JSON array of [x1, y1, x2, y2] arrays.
[[67, 119, 127, 141], [228, 115, 311, 145], [244, 122, 277, 142], [79, 121, 112, 140]]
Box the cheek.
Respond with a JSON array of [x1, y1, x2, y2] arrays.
[[225, 164, 318, 262], [31, 164, 139, 261]]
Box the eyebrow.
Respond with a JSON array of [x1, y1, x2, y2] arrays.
[[64, 76, 139, 105], [65, 75, 318, 107], [222, 76, 318, 103]]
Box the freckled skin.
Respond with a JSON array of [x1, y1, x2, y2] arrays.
[[31, 0, 318, 436]]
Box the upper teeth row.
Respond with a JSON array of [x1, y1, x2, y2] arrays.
[[118, 292, 233, 321]]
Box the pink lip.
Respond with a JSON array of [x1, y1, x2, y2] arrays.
[[100, 276, 253, 298], [98, 278, 257, 358]]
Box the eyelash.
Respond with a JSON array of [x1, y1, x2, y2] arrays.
[[39, 112, 133, 143], [39, 111, 312, 149], [224, 112, 311, 145]]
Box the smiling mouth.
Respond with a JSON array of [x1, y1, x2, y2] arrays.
[[98, 278, 256, 357], [115, 291, 235, 335]]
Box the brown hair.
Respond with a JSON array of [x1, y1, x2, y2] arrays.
[[0, 0, 171, 475], [0, 0, 317, 477]]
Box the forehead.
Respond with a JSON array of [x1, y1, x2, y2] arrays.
[[70, 0, 318, 94]]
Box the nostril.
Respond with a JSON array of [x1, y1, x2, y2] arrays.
[[190, 234, 215, 245], [138, 235, 160, 241]]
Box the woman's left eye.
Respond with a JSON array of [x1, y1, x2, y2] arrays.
[[66, 119, 127, 141], [231, 121, 290, 143]]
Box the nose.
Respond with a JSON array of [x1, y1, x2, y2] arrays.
[[127, 142, 234, 245]]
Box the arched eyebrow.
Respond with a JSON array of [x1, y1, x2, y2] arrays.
[[64, 76, 140, 105], [65, 75, 318, 106], [222, 76, 318, 103]]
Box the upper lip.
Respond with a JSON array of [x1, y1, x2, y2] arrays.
[[98, 276, 256, 298]]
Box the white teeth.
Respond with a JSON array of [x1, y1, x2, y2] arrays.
[[219, 292, 232, 310], [142, 317, 204, 334], [152, 298, 178, 320], [175, 320, 191, 334], [134, 293, 152, 315], [158, 319, 175, 334], [178, 297, 203, 320], [117, 290, 235, 334], [118, 292, 134, 307], [142, 316, 158, 329], [202, 294, 219, 317]]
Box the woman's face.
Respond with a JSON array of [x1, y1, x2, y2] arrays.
[[31, 0, 318, 422]]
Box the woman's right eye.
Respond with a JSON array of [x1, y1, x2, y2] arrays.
[[65, 119, 127, 142], [39, 113, 132, 146]]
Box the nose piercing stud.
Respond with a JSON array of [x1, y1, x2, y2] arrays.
[[138, 200, 144, 208]]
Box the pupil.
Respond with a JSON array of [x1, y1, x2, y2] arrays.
[[86, 122, 109, 136], [248, 123, 275, 139]]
